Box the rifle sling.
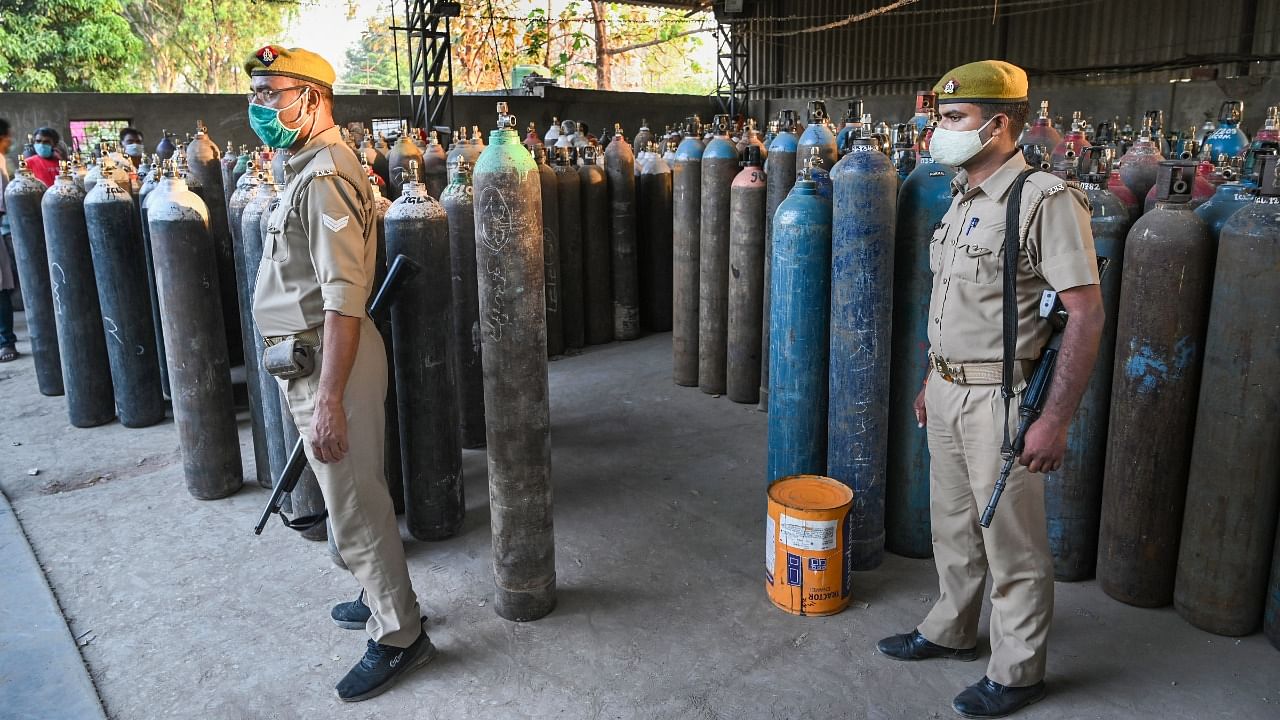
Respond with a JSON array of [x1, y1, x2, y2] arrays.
[[1001, 168, 1039, 458]]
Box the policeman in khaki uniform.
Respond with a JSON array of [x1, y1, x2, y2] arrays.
[[876, 61, 1105, 718], [244, 46, 435, 702]]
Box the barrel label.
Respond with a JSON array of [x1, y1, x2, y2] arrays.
[[779, 513, 838, 551], [786, 553, 802, 586], [765, 514, 776, 583]]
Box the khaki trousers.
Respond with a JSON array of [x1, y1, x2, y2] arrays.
[[278, 317, 422, 648], [917, 376, 1054, 687]]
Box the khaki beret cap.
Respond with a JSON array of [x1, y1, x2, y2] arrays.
[[934, 60, 1028, 104], [244, 45, 335, 89]]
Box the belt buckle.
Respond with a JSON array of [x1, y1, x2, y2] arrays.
[[930, 354, 956, 383]]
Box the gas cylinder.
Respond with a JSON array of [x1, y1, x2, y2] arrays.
[[736, 118, 767, 161], [554, 145, 585, 350], [472, 104, 555, 622], [1098, 161, 1214, 607], [422, 131, 448, 199], [798, 101, 838, 170], [759, 117, 799, 409], [148, 163, 242, 499], [672, 127, 704, 386], [84, 156, 130, 196], [386, 164, 463, 541], [1144, 142, 1215, 212], [226, 160, 270, 485], [892, 123, 917, 180], [533, 146, 563, 356], [138, 161, 171, 398], [1050, 111, 1091, 168], [231, 145, 250, 189], [886, 132, 954, 559], [441, 160, 485, 449], [698, 115, 740, 396], [1043, 147, 1131, 581], [638, 142, 674, 333], [545, 117, 560, 147], [766, 176, 831, 483], [1201, 100, 1250, 161], [446, 127, 468, 184], [239, 171, 290, 486], [1194, 174, 1260, 242], [835, 100, 863, 155], [220, 142, 239, 211], [633, 120, 652, 159], [388, 128, 425, 199], [800, 147, 833, 201], [828, 124, 897, 570], [41, 164, 115, 427], [1174, 154, 1280, 636], [464, 125, 486, 167], [1106, 158, 1141, 224], [726, 146, 766, 405], [605, 125, 640, 340], [184, 127, 243, 367], [155, 131, 176, 160], [1118, 114, 1165, 208], [84, 175, 165, 428], [3, 159, 63, 396], [1021, 100, 1063, 151], [576, 146, 611, 344]]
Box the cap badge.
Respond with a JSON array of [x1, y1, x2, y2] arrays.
[[257, 46, 277, 66], [943, 78, 958, 94]]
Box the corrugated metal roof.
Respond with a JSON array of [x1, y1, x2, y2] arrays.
[[737, 0, 1280, 100]]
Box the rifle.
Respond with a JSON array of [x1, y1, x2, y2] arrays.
[[254, 253, 420, 535], [979, 256, 1109, 529]]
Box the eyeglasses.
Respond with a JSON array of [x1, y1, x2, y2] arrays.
[[246, 85, 308, 104]]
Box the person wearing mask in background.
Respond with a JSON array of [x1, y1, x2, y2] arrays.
[[25, 127, 62, 187], [0, 119, 18, 362], [119, 127, 145, 169]]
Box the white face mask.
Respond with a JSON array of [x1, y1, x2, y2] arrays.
[[929, 115, 998, 167]]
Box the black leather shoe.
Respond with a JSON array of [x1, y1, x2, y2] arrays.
[[335, 625, 437, 702], [952, 676, 1046, 718], [876, 630, 978, 662], [331, 590, 372, 630]]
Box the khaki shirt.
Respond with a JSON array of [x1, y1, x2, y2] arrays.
[[252, 127, 376, 337], [927, 152, 1098, 364]]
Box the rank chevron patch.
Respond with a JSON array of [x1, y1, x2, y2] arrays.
[[322, 213, 349, 232]]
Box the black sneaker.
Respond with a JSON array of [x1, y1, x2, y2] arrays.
[[331, 590, 372, 630], [335, 626, 437, 702]]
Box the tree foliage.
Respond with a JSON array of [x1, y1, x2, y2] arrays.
[[340, 14, 410, 91], [120, 0, 295, 93], [0, 0, 143, 92]]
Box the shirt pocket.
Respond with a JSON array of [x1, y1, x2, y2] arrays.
[[266, 207, 293, 263], [955, 221, 1006, 285], [928, 222, 948, 274]]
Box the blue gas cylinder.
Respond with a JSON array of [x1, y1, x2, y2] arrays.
[[767, 179, 832, 484], [1202, 100, 1250, 161], [885, 153, 954, 558], [1194, 181, 1257, 242], [828, 134, 898, 570]]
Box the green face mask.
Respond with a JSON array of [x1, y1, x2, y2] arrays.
[[248, 88, 311, 149]]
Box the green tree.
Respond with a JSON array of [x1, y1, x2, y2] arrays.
[[339, 15, 410, 92], [121, 0, 295, 93], [0, 0, 143, 91]]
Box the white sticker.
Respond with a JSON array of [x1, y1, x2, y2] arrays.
[[765, 515, 776, 581], [779, 513, 838, 551]]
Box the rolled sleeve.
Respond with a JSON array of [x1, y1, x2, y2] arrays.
[[301, 175, 371, 318], [1029, 186, 1099, 292]]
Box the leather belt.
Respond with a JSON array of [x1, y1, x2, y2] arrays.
[[263, 326, 322, 348], [929, 353, 1030, 386]]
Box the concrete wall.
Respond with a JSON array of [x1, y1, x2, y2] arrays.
[[2, 87, 721, 170]]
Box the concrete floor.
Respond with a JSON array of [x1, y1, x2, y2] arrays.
[[2, 321, 1278, 720]]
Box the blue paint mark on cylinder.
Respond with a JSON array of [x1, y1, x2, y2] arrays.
[[827, 141, 897, 571], [767, 180, 832, 484], [886, 159, 954, 558]]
